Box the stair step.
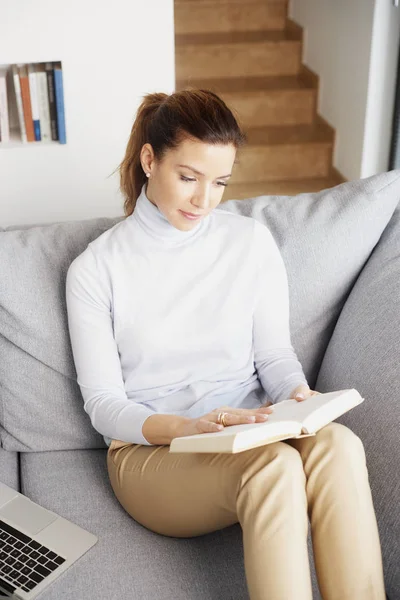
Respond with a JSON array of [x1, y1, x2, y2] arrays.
[[232, 144, 332, 182], [175, 28, 302, 80], [221, 175, 344, 201], [230, 117, 334, 182], [176, 71, 316, 93], [174, 1, 287, 35], [175, 27, 301, 47], [243, 117, 334, 146], [175, 0, 287, 4], [176, 72, 318, 127]]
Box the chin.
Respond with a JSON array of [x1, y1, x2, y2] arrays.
[[176, 221, 197, 231]]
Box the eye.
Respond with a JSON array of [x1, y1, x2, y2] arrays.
[[180, 175, 228, 187]]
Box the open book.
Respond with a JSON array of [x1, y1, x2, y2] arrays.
[[169, 389, 364, 454]]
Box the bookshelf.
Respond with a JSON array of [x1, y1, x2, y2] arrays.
[[0, 61, 66, 146]]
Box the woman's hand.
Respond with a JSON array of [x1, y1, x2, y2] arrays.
[[174, 405, 274, 439], [289, 384, 322, 402], [261, 384, 322, 407]]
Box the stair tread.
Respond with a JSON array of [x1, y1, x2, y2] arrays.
[[175, 28, 301, 47], [242, 119, 334, 146], [176, 73, 315, 93], [222, 176, 344, 200], [176, 0, 287, 4]]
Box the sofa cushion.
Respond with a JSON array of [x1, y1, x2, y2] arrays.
[[0, 448, 20, 491], [0, 217, 123, 452], [315, 202, 400, 600], [1, 170, 399, 452], [219, 169, 400, 389], [19, 448, 322, 600]]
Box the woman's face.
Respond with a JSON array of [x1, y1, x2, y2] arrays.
[[140, 137, 237, 231]]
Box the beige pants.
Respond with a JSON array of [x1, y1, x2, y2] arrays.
[[107, 422, 386, 600]]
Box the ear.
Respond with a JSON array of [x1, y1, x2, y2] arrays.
[[140, 143, 154, 173]]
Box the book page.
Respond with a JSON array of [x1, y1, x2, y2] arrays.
[[265, 389, 361, 431], [301, 390, 363, 432]]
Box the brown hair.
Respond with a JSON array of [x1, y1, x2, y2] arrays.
[[110, 89, 247, 217]]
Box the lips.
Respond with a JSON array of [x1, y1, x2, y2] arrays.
[[180, 210, 203, 218]]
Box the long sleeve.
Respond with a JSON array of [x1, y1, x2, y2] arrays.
[[65, 246, 155, 445], [252, 222, 309, 404]]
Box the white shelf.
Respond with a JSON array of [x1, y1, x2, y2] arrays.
[[0, 129, 62, 148]]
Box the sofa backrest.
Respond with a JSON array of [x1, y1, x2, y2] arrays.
[[220, 169, 400, 388], [315, 200, 400, 599], [1, 170, 399, 452], [0, 216, 123, 451]]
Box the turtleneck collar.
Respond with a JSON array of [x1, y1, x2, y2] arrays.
[[130, 183, 210, 246]]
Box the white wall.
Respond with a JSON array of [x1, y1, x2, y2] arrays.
[[289, 0, 400, 181], [0, 0, 175, 227], [362, 1, 400, 176]]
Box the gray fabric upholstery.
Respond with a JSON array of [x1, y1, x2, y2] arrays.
[[0, 448, 20, 491], [0, 217, 123, 452], [219, 169, 400, 389], [316, 202, 400, 600], [1, 170, 400, 452], [19, 448, 322, 600], [1, 169, 399, 598]]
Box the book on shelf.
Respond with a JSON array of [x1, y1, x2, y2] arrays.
[[0, 61, 66, 144], [0, 67, 10, 143], [169, 388, 364, 454]]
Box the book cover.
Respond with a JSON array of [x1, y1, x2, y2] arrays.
[[53, 61, 66, 144], [28, 63, 41, 141], [12, 65, 27, 143], [18, 64, 35, 142], [45, 62, 58, 141], [0, 68, 10, 143], [36, 63, 52, 142]]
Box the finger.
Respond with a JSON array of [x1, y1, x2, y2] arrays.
[[295, 391, 319, 401], [199, 419, 223, 433], [221, 413, 269, 425], [214, 413, 253, 425]]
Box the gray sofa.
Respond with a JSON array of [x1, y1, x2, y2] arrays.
[[0, 169, 399, 600]]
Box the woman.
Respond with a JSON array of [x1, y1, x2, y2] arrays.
[[65, 90, 386, 599]]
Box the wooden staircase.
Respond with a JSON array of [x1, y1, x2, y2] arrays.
[[174, 0, 345, 200]]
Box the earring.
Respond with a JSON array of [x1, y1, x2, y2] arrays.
[[146, 173, 150, 178]]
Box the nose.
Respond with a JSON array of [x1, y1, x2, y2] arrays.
[[193, 184, 212, 211]]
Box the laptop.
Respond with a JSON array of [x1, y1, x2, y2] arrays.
[[0, 482, 98, 599]]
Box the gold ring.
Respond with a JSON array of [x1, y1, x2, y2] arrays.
[[217, 412, 228, 427]]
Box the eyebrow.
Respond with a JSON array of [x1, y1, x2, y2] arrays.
[[177, 164, 232, 179]]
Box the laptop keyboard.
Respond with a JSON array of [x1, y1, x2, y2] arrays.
[[0, 519, 66, 594]]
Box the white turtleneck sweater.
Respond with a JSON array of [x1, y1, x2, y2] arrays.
[[65, 183, 309, 447]]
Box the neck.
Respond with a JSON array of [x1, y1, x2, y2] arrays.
[[130, 183, 209, 246]]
